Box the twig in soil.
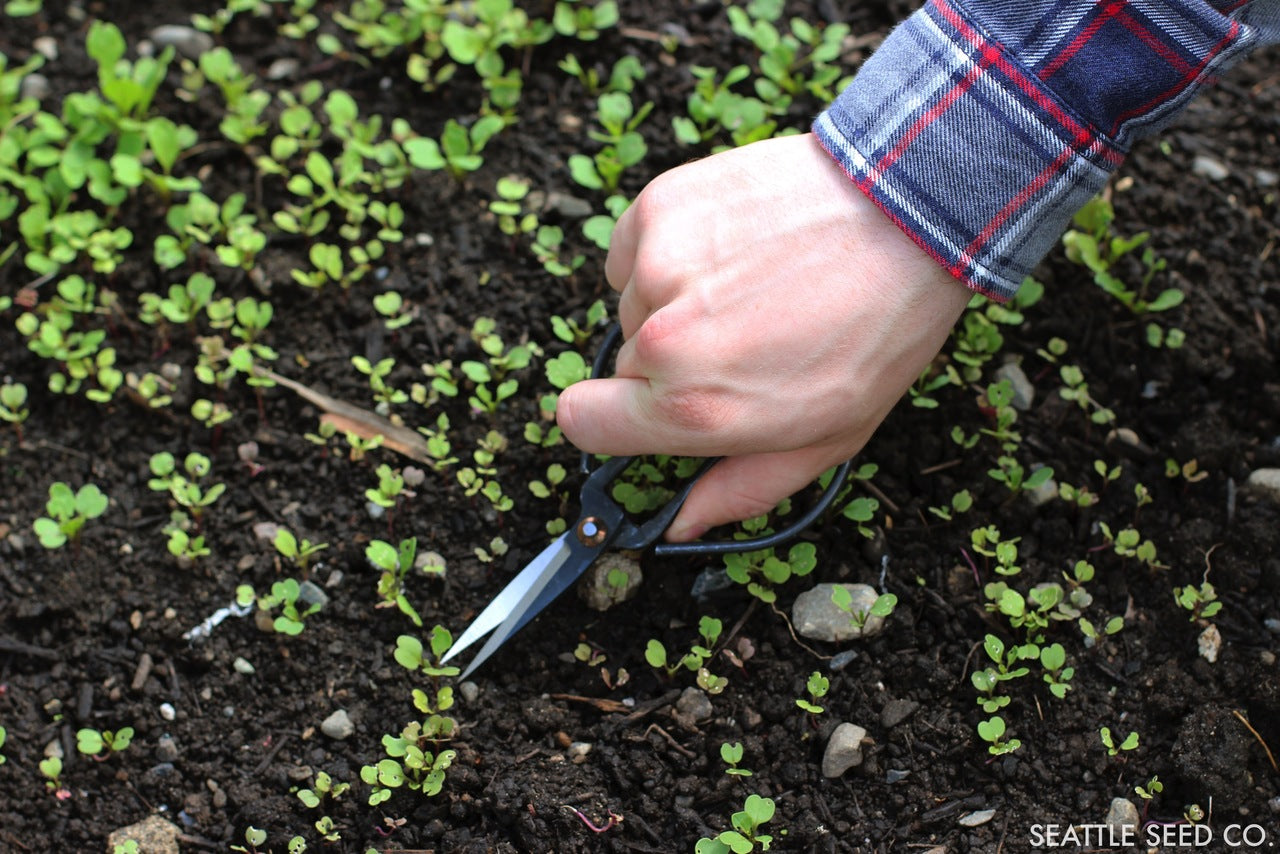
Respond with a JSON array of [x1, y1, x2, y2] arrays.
[[718, 599, 759, 655], [262, 368, 436, 463], [622, 688, 683, 723], [550, 693, 632, 714], [249, 732, 293, 775], [860, 478, 901, 514], [1232, 709, 1279, 772], [767, 602, 832, 662], [918, 459, 963, 476], [0, 636, 59, 660], [995, 816, 1010, 854], [631, 723, 696, 759], [562, 804, 623, 833]]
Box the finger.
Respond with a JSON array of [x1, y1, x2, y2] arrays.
[[664, 446, 852, 542], [615, 278, 650, 340], [603, 200, 640, 292], [556, 376, 735, 458]]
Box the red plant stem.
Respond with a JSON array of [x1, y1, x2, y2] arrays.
[[563, 805, 622, 833]]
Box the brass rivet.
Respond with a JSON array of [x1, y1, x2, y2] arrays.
[[576, 516, 607, 547]]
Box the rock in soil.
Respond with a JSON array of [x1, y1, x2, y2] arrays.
[[822, 722, 867, 777], [675, 687, 713, 723], [106, 814, 181, 854], [1246, 468, 1280, 502], [793, 583, 886, 642], [578, 550, 643, 610], [1105, 797, 1140, 837], [320, 709, 355, 740]]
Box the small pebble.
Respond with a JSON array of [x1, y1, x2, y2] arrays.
[[1024, 474, 1058, 508], [252, 521, 280, 542], [149, 25, 215, 60], [20, 72, 50, 101], [107, 815, 182, 854], [675, 687, 713, 722], [793, 583, 886, 642], [1261, 650, 1276, 666], [880, 699, 919, 729], [265, 57, 300, 80], [1269, 795, 1280, 815], [567, 742, 592, 764], [1106, 797, 1140, 837], [159, 702, 176, 721], [1266, 618, 1280, 634], [828, 649, 860, 672], [33, 37, 59, 61], [232, 657, 255, 675], [993, 362, 1035, 411], [886, 769, 910, 784], [44, 740, 63, 759], [1191, 154, 1230, 182], [320, 709, 355, 740], [459, 681, 480, 704], [297, 580, 329, 609], [1256, 169, 1278, 188], [959, 809, 996, 827], [1245, 469, 1280, 503], [821, 722, 867, 778], [1197, 623, 1222, 663], [155, 735, 180, 763]]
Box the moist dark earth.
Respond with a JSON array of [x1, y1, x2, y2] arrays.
[[1, 1, 1278, 853]]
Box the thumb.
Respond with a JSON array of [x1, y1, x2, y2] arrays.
[[665, 447, 851, 542], [555, 376, 659, 455]]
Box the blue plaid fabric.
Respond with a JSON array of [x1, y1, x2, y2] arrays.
[[815, 0, 1280, 300]]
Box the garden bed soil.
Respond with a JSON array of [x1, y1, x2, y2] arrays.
[[1, 1, 1279, 853]]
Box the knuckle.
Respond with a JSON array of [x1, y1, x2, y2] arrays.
[[651, 385, 737, 436]]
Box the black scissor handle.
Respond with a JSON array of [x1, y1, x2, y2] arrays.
[[576, 323, 853, 557]]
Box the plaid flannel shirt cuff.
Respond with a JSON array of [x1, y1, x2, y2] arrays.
[[813, 1, 1126, 302]]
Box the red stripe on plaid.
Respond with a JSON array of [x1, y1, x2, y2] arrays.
[[1110, 19, 1241, 132], [1115, 6, 1199, 76], [869, 61, 985, 181], [931, 0, 1123, 166], [962, 145, 1078, 260], [1038, 0, 1127, 80]]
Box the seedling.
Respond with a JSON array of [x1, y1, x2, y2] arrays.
[[361, 722, 456, 804], [39, 755, 65, 794], [830, 586, 897, 631], [394, 627, 460, 679], [553, 0, 619, 40], [297, 771, 351, 808], [0, 725, 5, 764], [568, 92, 653, 192], [353, 355, 409, 408], [246, 579, 322, 635], [1097, 522, 1164, 569], [0, 382, 30, 441], [373, 291, 413, 330], [695, 794, 776, 854], [977, 715, 1021, 756], [1062, 196, 1182, 315], [1039, 643, 1074, 698], [76, 726, 134, 759], [148, 452, 225, 525], [1079, 614, 1125, 644], [1100, 726, 1139, 756], [795, 670, 829, 717], [928, 488, 973, 521], [558, 53, 643, 95], [366, 463, 407, 511], [33, 482, 109, 549], [646, 616, 724, 679], [1165, 457, 1209, 484], [970, 526, 1022, 576], [550, 300, 608, 348], [367, 537, 429, 626], [723, 539, 818, 604], [405, 116, 505, 180], [1173, 581, 1222, 622], [1135, 775, 1163, 801], [1058, 364, 1116, 425], [274, 528, 329, 573], [720, 742, 753, 777]]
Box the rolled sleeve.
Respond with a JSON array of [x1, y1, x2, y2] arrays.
[[815, 0, 1276, 300]]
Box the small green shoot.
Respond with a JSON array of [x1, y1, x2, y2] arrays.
[[33, 482, 109, 549]]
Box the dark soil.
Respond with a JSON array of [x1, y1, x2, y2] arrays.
[[1, 2, 1278, 853]]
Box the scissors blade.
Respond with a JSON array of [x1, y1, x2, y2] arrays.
[[441, 534, 573, 666]]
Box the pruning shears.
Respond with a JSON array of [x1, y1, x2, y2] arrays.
[[442, 325, 852, 679]]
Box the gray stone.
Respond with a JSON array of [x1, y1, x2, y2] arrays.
[[821, 722, 867, 777], [232, 657, 255, 675], [675, 687, 713, 722], [578, 551, 642, 611], [544, 191, 594, 219], [793, 583, 885, 642], [458, 681, 480, 704], [159, 702, 176, 721], [297, 580, 329, 609], [1106, 797, 1140, 837], [959, 809, 996, 827], [828, 650, 860, 672], [107, 815, 182, 854], [20, 72, 50, 102], [1197, 623, 1222, 663], [33, 37, 58, 61], [1256, 169, 1279, 188], [994, 362, 1035, 411], [149, 25, 214, 60], [265, 57, 300, 80], [880, 699, 919, 729], [1246, 468, 1280, 503], [155, 734, 180, 763], [320, 709, 354, 740], [567, 742, 592, 764], [1192, 155, 1230, 182], [1024, 472, 1058, 507]]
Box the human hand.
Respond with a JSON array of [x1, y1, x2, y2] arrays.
[[555, 133, 973, 540]]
